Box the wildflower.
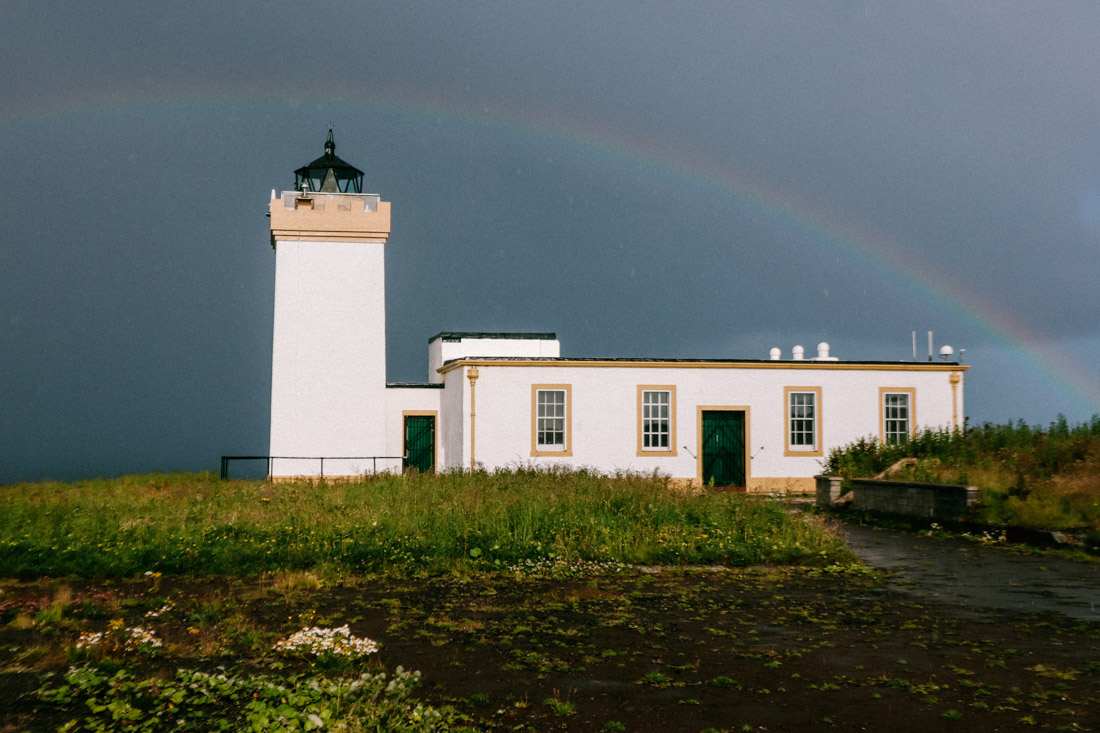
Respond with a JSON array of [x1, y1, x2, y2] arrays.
[[123, 626, 163, 650], [74, 626, 162, 653], [75, 631, 105, 649], [274, 625, 379, 658], [144, 602, 173, 619]]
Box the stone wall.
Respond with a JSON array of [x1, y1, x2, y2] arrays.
[[849, 478, 979, 521], [815, 475, 845, 506]]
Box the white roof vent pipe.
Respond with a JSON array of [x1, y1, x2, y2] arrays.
[[792, 345, 805, 360], [814, 342, 839, 361], [769, 347, 781, 360]]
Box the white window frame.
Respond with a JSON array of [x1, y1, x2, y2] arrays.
[[783, 386, 822, 457], [637, 386, 677, 456]]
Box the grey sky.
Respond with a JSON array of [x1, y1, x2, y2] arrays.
[[2, 2, 1099, 482]]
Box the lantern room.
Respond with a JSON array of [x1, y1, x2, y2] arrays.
[[293, 129, 365, 194]]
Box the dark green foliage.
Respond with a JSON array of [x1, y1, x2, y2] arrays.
[[825, 416, 1100, 534], [825, 415, 1100, 482], [37, 663, 455, 731]]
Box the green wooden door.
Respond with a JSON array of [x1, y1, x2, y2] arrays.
[[403, 415, 436, 473], [701, 411, 746, 488]]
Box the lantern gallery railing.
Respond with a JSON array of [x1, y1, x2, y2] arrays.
[[219, 455, 404, 480]]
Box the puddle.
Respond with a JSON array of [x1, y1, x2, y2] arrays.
[[839, 521, 1100, 621]]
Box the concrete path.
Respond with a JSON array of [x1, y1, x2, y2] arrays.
[[838, 520, 1100, 621]]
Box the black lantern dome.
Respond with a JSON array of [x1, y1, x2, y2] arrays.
[[294, 130, 364, 194]]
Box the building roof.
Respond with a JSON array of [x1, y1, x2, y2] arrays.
[[428, 331, 557, 343], [437, 355, 967, 373]]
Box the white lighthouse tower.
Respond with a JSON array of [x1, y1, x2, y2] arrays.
[[267, 131, 392, 478]]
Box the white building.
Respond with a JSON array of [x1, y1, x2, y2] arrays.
[[267, 133, 967, 491]]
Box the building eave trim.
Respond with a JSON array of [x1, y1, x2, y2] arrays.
[[436, 357, 970, 375]]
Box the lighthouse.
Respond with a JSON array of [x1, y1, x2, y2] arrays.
[[267, 131, 392, 478]]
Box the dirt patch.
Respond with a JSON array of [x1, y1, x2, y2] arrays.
[[2, 567, 1098, 731]]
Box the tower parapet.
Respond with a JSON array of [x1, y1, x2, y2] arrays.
[[269, 192, 390, 245]]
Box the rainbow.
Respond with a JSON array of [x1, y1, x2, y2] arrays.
[[6, 80, 1098, 416]]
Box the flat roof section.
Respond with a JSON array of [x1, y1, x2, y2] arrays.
[[437, 356, 967, 373], [428, 331, 557, 343]]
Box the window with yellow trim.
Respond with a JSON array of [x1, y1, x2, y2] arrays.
[[531, 384, 572, 456], [636, 386, 676, 456], [783, 386, 822, 456]]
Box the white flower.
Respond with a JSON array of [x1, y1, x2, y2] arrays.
[[74, 626, 162, 652], [274, 625, 379, 658], [123, 626, 163, 649], [144, 602, 174, 619], [75, 631, 105, 649]]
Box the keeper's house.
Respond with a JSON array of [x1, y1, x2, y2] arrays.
[[267, 133, 967, 491]]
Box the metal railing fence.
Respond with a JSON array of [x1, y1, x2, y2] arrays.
[[219, 455, 404, 480]]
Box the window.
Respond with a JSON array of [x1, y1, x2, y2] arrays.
[[637, 386, 677, 455], [531, 385, 572, 456], [883, 393, 909, 444], [642, 391, 670, 449], [783, 386, 822, 456], [880, 388, 916, 445], [537, 390, 566, 448]]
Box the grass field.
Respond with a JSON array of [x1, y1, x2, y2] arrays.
[[0, 468, 850, 578]]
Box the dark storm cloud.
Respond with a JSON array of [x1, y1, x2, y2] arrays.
[[2, 1, 1099, 481]]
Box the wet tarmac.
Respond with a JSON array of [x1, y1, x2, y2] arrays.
[[839, 520, 1100, 621]]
